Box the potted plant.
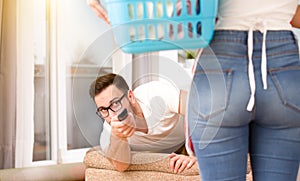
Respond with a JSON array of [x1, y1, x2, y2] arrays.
[[186, 50, 196, 59], [185, 50, 196, 69]]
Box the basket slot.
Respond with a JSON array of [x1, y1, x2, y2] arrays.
[[157, 24, 164, 40], [195, 0, 200, 15], [168, 24, 173, 40], [175, 0, 181, 16], [196, 21, 202, 37], [137, 25, 145, 41], [156, 1, 164, 18], [177, 23, 184, 40], [187, 22, 193, 38], [146, 2, 154, 18], [137, 2, 144, 19], [129, 26, 136, 41], [165, 0, 174, 17], [148, 24, 156, 40], [186, 21, 194, 38], [128, 4, 134, 20]]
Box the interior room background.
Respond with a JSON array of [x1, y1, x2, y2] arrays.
[[0, 0, 300, 170]]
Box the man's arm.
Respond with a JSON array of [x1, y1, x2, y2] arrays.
[[101, 113, 136, 172], [106, 135, 131, 172], [291, 5, 300, 28]]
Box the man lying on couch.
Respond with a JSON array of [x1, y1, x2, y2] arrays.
[[89, 73, 196, 173]]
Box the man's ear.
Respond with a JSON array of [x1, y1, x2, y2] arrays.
[[127, 90, 136, 104]]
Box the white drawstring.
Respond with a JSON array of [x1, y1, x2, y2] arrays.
[[261, 24, 268, 90], [246, 20, 268, 111], [246, 28, 256, 111]]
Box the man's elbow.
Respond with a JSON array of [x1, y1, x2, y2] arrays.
[[112, 161, 130, 172]]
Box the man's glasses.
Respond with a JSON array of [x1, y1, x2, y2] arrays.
[[96, 93, 126, 118]]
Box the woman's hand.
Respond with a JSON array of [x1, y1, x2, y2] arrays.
[[169, 153, 197, 174], [86, 0, 110, 24]]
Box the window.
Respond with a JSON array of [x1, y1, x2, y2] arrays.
[[16, 0, 117, 167]]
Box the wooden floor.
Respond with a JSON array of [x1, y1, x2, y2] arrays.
[[0, 162, 85, 181]]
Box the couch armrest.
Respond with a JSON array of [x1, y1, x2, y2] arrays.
[[84, 149, 199, 176]]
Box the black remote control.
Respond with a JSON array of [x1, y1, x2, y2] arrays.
[[117, 109, 128, 121]]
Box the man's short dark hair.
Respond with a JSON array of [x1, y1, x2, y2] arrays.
[[89, 73, 130, 99]]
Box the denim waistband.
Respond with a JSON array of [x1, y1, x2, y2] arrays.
[[213, 30, 295, 42]]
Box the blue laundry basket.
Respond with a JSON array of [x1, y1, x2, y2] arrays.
[[105, 0, 218, 53]]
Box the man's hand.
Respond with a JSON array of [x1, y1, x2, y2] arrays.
[[110, 112, 136, 139], [86, 0, 110, 24], [169, 153, 196, 173]]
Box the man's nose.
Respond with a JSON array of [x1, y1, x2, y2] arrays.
[[108, 109, 117, 118]]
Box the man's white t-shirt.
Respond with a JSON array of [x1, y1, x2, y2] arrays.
[[100, 81, 185, 153]]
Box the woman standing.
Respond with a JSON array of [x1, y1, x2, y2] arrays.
[[188, 0, 300, 180]]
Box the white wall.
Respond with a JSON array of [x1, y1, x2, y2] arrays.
[[293, 28, 300, 54], [58, 0, 116, 65]]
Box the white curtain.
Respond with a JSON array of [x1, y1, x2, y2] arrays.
[[132, 53, 159, 89], [0, 0, 17, 169]]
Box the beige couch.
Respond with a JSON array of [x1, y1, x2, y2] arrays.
[[84, 149, 253, 181]]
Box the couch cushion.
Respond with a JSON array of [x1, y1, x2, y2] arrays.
[[85, 168, 200, 181]]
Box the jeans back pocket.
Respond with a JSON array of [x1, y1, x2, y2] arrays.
[[270, 66, 300, 113], [188, 69, 233, 121]]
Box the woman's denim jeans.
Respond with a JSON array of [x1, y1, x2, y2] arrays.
[[188, 30, 300, 181]]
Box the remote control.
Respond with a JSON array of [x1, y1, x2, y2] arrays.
[[117, 109, 128, 121]]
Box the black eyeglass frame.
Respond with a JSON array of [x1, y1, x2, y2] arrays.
[[96, 93, 126, 119]]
